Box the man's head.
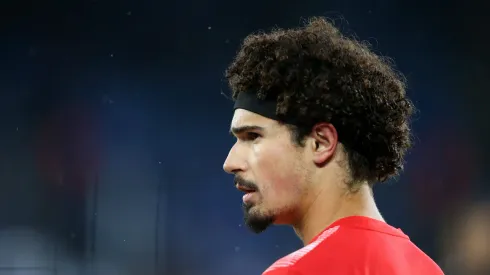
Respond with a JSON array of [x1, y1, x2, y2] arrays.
[[223, 17, 414, 233]]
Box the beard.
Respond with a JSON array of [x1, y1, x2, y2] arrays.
[[242, 202, 275, 234], [235, 175, 275, 233]]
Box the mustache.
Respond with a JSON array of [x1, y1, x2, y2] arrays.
[[234, 175, 259, 191]]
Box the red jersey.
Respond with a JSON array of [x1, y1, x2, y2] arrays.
[[263, 216, 444, 275]]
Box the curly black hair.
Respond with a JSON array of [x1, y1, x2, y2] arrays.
[[225, 17, 415, 184]]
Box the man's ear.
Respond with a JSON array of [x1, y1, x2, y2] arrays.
[[309, 123, 338, 165]]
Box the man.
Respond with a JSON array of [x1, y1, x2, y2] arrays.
[[223, 17, 444, 275]]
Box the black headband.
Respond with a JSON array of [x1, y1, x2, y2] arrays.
[[233, 91, 282, 121]]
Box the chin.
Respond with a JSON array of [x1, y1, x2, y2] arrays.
[[242, 203, 275, 234]]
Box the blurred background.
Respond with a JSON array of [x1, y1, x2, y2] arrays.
[[0, 0, 489, 274]]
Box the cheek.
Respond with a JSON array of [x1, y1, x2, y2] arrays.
[[253, 144, 305, 201]]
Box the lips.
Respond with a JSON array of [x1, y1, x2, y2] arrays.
[[236, 185, 258, 204], [236, 184, 256, 193]]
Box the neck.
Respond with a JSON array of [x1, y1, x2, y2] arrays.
[[293, 183, 384, 245]]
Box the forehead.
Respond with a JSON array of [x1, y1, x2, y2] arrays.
[[231, 109, 277, 128]]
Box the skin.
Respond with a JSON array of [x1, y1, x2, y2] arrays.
[[223, 109, 384, 245]]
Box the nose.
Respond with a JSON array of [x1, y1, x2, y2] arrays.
[[223, 143, 245, 174]]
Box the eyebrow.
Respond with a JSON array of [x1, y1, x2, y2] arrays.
[[229, 125, 265, 136]]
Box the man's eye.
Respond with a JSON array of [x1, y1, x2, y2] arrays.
[[245, 132, 260, 141]]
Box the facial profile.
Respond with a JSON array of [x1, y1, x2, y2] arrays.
[[224, 109, 311, 234]]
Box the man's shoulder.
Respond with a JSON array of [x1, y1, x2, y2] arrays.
[[262, 266, 303, 275], [263, 220, 444, 275], [262, 226, 341, 275]]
